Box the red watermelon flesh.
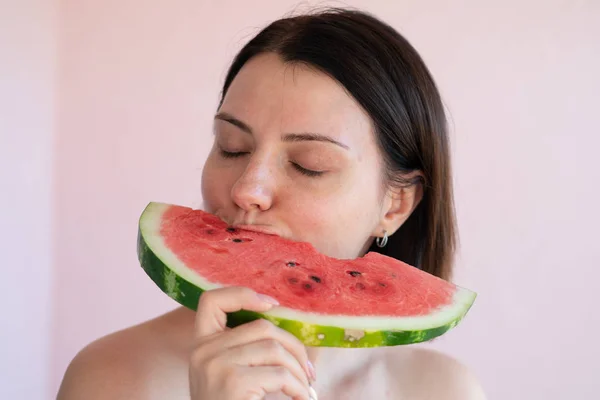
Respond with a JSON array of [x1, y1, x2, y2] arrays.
[[161, 204, 454, 317], [138, 202, 477, 347]]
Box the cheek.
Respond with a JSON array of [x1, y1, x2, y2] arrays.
[[201, 154, 232, 213], [285, 187, 380, 259]]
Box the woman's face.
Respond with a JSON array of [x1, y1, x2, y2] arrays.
[[202, 53, 405, 259]]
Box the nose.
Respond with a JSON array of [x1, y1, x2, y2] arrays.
[[230, 156, 275, 212]]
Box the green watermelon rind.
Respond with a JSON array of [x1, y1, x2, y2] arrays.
[[137, 202, 477, 348]]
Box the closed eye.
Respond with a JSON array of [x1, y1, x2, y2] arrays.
[[219, 149, 248, 158], [291, 162, 325, 177], [219, 147, 325, 177]]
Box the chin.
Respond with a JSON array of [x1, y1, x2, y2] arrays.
[[311, 242, 362, 260]]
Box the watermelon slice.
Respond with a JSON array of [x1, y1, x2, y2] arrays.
[[137, 202, 476, 347]]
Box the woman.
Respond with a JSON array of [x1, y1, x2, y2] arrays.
[[58, 8, 485, 400]]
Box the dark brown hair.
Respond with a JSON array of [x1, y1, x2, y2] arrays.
[[217, 8, 457, 281]]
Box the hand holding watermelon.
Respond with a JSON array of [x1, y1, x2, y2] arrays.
[[189, 286, 316, 400]]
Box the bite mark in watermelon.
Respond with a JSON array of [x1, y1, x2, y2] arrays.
[[137, 202, 477, 347]]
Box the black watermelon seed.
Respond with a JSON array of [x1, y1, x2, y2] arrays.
[[232, 238, 243, 243], [303, 283, 313, 290], [379, 282, 386, 287], [310, 276, 321, 283], [286, 261, 297, 267], [289, 278, 298, 284], [226, 227, 236, 233], [356, 282, 366, 290], [348, 271, 362, 277]]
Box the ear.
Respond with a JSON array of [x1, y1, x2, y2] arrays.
[[373, 173, 424, 237]]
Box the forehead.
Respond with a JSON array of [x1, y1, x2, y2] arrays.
[[219, 53, 375, 150]]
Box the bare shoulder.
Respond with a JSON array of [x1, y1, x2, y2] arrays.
[[57, 307, 194, 400], [386, 346, 487, 400]]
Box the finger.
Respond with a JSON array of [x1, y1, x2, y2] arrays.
[[227, 338, 310, 389], [240, 365, 311, 400], [195, 286, 279, 338], [218, 319, 313, 380]]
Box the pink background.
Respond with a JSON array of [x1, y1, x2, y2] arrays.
[[2, 1, 599, 399]]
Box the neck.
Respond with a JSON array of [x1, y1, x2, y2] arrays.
[[306, 346, 382, 391]]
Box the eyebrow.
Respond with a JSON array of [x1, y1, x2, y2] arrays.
[[214, 112, 350, 150]]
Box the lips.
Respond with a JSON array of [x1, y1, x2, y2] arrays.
[[232, 224, 281, 237], [214, 208, 284, 237]]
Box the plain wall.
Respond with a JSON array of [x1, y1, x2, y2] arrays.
[[0, 0, 57, 398], [2, 0, 599, 399]]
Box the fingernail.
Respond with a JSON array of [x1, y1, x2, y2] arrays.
[[256, 293, 279, 305], [307, 360, 317, 382], [309, 384, 318, 400]]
